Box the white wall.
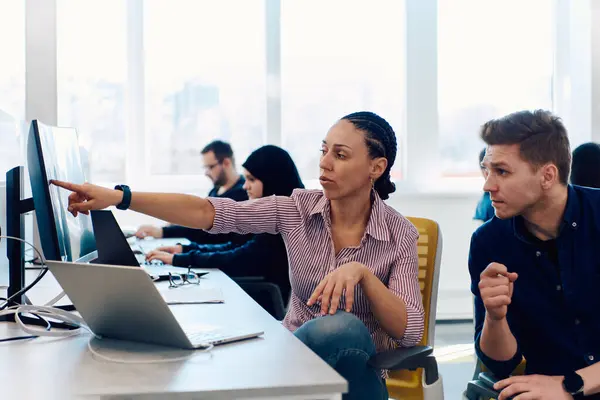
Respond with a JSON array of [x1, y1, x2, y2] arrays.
[[388, 192, 481, 320]]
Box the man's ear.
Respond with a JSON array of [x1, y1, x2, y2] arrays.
[[540, 163, 559, 189], [222, 157, 232, 168]]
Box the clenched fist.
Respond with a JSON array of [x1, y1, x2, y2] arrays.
[[478, 262, 518, 321]]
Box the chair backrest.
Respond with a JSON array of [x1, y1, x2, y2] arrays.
[[407, 216, 443, 347], [236, 281, 287, 320], [386, 217, 443, 397]]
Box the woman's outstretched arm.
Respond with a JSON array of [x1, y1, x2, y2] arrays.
[[51, 180, 216, 229]]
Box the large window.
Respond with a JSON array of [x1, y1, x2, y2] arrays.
[[281, 0, 406, 180], [57, 0, 127, 183], [144, 0, 266, 177], [438, 0, 554, 176], [0, 0, 25, 176]]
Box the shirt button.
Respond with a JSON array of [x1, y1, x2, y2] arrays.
[[589, 355, 595, 361], [572, 222, 578, 228], [575, 319, 581, 325], [556, 285, 562, 291], [535, 251, 541, 257]]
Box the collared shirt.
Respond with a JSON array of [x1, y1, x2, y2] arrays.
[[208, 189, 425, 353], [469, 185, 600, 379]]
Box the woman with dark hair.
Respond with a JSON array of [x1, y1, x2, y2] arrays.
[[145, 145, 304, 316], [570, 142, 600, 188], [52, 111, 424, 400]]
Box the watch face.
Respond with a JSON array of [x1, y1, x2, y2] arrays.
[[564, 372, 584, 394]]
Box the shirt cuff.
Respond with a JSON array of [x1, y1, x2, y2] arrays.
[[161, 225, 176, 238], [475, 333, 523, 379], [172, 253, 194, 268], [397, 303, 425, 347], [181, 243, 195, 253], [207, 197, 237, 234]]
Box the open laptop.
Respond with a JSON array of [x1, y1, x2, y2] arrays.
[[46, 261, 264, 348], [90, 210, 191, 278]]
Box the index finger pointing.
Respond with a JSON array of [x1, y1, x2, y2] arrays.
[[50, 179, 84, 193]]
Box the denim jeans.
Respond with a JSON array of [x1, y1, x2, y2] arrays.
[[294, 311, 388, 400]]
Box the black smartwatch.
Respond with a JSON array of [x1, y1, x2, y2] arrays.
[[563, 371, 584, 398], [114, 184, 132, 210]]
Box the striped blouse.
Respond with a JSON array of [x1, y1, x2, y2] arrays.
[[208, 189, 425, 353]]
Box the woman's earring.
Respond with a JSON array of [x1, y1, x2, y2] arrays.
[[370, 178, 375, 188]]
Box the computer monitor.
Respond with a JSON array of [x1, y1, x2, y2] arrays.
[[27, 120, 97, 262]]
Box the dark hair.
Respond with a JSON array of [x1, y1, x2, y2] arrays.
[[242, 145, 305, 197], [571, 142, 600, 188], [480, 110, 571, 185], [479, 147, 486, 165], [201, 140, 234, 163], [341, 111, 397, 200]]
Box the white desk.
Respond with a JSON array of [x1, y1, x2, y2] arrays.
[[0, 268, 347, 399]]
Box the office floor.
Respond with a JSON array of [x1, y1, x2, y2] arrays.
[[387, 321, 476, 399], [434, 321, 476, 399]]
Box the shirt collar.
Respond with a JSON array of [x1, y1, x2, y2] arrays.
[[309, 191, 391, 242], [513, 184, 580, 243]]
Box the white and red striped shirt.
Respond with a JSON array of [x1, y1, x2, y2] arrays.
[[208, 189, 425, 354]]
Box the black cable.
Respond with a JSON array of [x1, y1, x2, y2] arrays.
[[0, 268, 48, 311], [0, 335, 38, 343], [0, 312, 51, 343]]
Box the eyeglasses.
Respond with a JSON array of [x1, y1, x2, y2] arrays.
[[203, 162, 222, 171], [168, 268, 201, 288]]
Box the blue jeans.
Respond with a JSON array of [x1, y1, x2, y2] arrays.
[[294, 311, 388, 400]]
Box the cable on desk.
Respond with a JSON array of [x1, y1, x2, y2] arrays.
[[0, 306, 52, 343], [0, 236, 66, 310], [0, 235, 48, 310]]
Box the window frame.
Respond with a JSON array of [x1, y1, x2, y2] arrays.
[[11, 0, 597, 195]]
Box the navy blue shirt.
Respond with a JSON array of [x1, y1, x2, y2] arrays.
[[469, 185, 600, 379]]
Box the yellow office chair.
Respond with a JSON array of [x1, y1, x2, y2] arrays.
[[369, 216, 444, 400]]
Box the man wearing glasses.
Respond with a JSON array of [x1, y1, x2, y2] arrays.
[[135, 140, 248, 244]]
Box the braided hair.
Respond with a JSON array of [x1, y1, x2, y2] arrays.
[[341, 111, 397, 200]]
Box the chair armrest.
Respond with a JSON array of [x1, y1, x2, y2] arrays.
[[465, 372, 514, 400], [465, 380, 501, 400], [368, 346, 439, 385]]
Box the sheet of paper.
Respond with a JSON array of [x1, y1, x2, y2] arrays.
[[159, 284, 224, 304]]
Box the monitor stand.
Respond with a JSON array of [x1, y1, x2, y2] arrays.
[[0, 166, 74, 329]]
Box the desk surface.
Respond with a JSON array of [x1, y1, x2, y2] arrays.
[[0, 268, 346, 399]]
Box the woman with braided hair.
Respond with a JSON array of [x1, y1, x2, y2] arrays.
[[52, 111, 424, 400]]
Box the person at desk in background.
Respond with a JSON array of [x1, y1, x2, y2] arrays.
[[145, 145, 304, 318], [52, 111, 424, 400], [469, 110, 600, 399], [135, 140, 249, 245], [474, 147, 495, 223], [570, 142, 600, 189]]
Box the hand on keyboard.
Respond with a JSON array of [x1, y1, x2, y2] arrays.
[[145, 250, 173, 265]]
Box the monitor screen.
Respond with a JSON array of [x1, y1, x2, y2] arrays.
[[28, 120, 96, 262]]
